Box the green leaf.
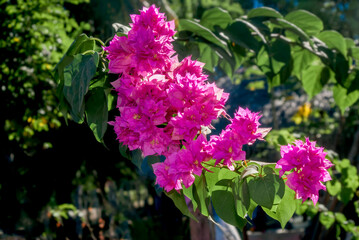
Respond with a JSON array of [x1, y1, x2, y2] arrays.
[[212, 179, 247, 228], [218, 168, 239, 180], [63, 53, 99, 122], [238, 19, 267, 44], [354, 200, 359, 216], [200, 7, 232, 31], [130, 149, 143, 170], [273, 18, 310, 41], [351, 47, 359, 60], [285, 10, 323, 35], [55, 55, 74, 84], [247, 200, 258, 219], [233, 177, 250, 218], [292, 48, 317, 78], [327, 180, 341, 196], [335, 212, 346, 224], [275, 186, 297, 228], [317, 31, 347, 58], [198, 43, 219, 72], [66, 34, 90, 56], [333, 84, 359, 114], [270, 38, 291, 74], [85, 87, 108, 142], [219, 60, 234, 79], [247, 7, 283, 19], [256, 39, 291, 87], [226, 20, 261, 52], [248, 168, 285, 209], [300, 65, 325, 99], [182, 182, 198, 212], [345, 38, 355, 49], [342, 69, 359, 93], [204, 166, 220, 193], [319, 211, 335, 230], [179, 19, 229, 54], [193, 174, 209, 216], [119, 143, 131, 160], [165, 190, 197, 221]]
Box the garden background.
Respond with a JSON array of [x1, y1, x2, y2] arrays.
[[1, 0, 359, 239]]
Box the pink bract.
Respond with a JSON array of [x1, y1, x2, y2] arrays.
[[275, 138, 333, 205]]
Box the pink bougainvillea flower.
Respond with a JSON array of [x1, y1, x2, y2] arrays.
[[173, 56, 208, 83], [276, 143, 310, 177], [207, 129, 246, 171], [152, 160, 181, 192], [105, 4, 176, 77], [103, 35, 134, 74], [286, 168, 326, 206], [228, 107, 266, 145], [166, 134, 210, 188], [275, 138, 333, 205]]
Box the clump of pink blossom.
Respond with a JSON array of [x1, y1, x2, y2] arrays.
[[106, 5, 229, 160], [152, 134, 210, 191], [206, 107, 269, 171], [275, 138, 333, 205], [104, 5, 176, 77]]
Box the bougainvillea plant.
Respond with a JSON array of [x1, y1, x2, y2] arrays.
[[55, 4, 333, 230]]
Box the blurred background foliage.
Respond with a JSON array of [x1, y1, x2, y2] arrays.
[[1, 0, 359, 239]]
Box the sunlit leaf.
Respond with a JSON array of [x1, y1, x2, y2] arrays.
[[247, 7, 283, 19], [285, 10, 323, 35]]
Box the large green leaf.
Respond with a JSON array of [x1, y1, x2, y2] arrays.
[[248, 169, 284, 209], [292, 48, 317, 77], [85, 87, 108, 142], [193, 174, 210, 216], [317, 31, 347, 58], [55, 34, 96, 83], [238, 19, 267, 44], [63, 52, 99, 122], [270, 38, 291, 74], [327, 180, 341, 196], [233, 177, 250, 218], [272, 18, 310, 41], [165, 190, 196, 220], [182, 180, 198, 212], [247, 7, 283, 19], [333, 84, 359, 114], [285, 10, 323, 35], [179, 19, 229, 54], [319, 211, 335, 230], [342, 69, 359, 93], [198, 43, 219, 72], [256, 39, 291, 87], [204, 165, 220, 193], [351, 47, 359, 60], [274, 186, 296, 228], [300, 65, 327, 99], [66, 34, 90, 56], [225, 20, 261, 52], [212, 178, 247, 228], [200, 7, 232, 31]]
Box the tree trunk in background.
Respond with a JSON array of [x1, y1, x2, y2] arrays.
[[190, 209, 215, 240]]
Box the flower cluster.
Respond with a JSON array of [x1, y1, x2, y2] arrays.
[[105, 5, 268, 192], [106, 5, 228, 158], [207, 107, 269, 171], [275, 138, 333, 205], [104, 5, 176, 76]]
